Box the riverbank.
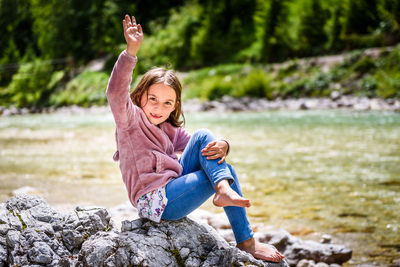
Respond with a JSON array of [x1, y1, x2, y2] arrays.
[[0, 95, 399, 117], [183, 95, 400, 112]]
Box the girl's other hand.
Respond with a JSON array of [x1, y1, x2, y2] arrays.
[[201, 141, 229, 164], [123, 14, 143, 57]]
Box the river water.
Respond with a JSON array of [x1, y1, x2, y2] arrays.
[[0, 109, 399, 266]]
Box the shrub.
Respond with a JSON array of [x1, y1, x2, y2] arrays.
[[360, 75, 378, 97], [6, 60, 63, 108], [304, 71, 332, 97], [182, 64, 247, 100], [380, 46, 400, 70], [277, 60, 299, 79], [200, 75, 234, 100], [375, 70, 400, 98], [49, 71, 109, 107], [351, 56, 377, 75], [235, 70, 274, 99], [279, 78, 308, 98]]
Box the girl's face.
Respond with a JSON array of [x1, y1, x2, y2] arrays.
[[140, 83, 177, 125]]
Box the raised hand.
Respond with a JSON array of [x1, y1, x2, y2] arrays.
[[122, 14, 143, 57]]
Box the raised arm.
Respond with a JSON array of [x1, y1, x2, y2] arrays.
[[106, 15, 144, 130]]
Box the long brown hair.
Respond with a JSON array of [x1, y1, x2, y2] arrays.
[[130, 67, 185, 127]]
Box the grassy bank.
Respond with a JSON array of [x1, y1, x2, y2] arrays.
[[182, 46, 400, 101], [1, 46, 399, 110]]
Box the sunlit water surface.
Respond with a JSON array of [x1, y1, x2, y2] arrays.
[[0, 110, 399, 266]]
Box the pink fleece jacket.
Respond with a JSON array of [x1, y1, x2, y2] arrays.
[[106, 50, 191, 207]]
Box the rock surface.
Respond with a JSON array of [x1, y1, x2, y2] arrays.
[[79, 218, 287, 267], [182, 96, 400, 113], [108, 201, 352, 267], [1, 194, 289, 266], [255, 229, 352, 266], [0, 194, 111, 266]]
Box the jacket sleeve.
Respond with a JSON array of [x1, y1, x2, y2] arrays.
[[174, 127, 191, 153], [106, 50, 139, 130]]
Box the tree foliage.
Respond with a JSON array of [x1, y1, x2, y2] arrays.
[[297, 0, 329, 56], [1, 0, 399, 108]]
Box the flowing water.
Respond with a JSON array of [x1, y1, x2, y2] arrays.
[[0, 109, 399, 266]]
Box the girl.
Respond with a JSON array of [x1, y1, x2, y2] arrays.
[[106, 14, 285, 263]]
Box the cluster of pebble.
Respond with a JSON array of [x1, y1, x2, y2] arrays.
[[1, 94, 399, 117], [182, 95, 400, 113], [0, 105, 111, 117]]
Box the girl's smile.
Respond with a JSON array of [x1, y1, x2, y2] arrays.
[[140, 83, 176, 125], [150, 113, 162, 119]]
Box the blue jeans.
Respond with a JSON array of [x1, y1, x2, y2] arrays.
[[161, 129, 254, 244]]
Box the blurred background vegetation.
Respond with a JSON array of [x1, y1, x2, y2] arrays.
[[0, 0, 399, 109]]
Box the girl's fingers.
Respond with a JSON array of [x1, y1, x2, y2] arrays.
[[205, 151, 223, 157], [202, 141, 216, 151], [132, 16, 136, 25], [202, 149, 220, 156], [137, 24, 143, 34], [125, 14, 131, 25], [218, 156, 226, 164], [207, 141, 216, 148]]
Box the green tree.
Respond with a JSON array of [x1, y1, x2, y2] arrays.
[[0, 0, 37, 85], [344, 0, 380, 35], [30, 0, 126, 63], [139, 2, 203, 70], [297, 0, 329, 56], [192, 0, 257, 66], [260, 0, 290, 62], [327, 5, 345, 52], [380, 0, 400, 44]]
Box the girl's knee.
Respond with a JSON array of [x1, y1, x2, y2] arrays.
[[193, 128, 214, 141]]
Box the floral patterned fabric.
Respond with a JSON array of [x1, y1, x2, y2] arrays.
[[136, 186, 168, 223]]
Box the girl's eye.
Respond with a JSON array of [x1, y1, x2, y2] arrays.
[[165, 102, 172, 106], [149, 97, 157, 102]]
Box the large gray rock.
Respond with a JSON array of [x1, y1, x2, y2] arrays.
[[255, 229, 352, 266], [0, 195, 288, 267], [78, 218, 287, 267], [1, 195, 112, 266]]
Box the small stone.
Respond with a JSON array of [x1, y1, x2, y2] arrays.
[[320, 234, 332, 244], [330, 90, 341, 100], [297, 259, 315, 267]]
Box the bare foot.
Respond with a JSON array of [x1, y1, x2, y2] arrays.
[[236, 238, 284, 262], [213, 180, 251, 208]]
